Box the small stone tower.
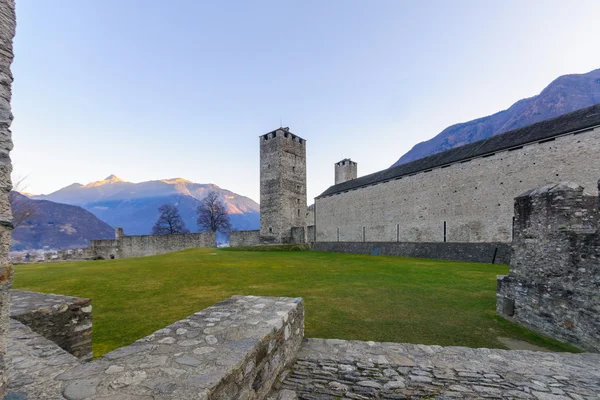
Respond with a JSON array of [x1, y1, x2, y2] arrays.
[[260, 127, 307, 243], [335, 158, 357, 185]]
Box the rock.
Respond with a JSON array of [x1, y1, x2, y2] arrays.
[[357, 380, 382, 389], [175, 355, 201, 366], [110, 371, 147, 389], [383, 380, 406, 390], [62, 379, 100, 400], [277, 389, 298, 400], [105, 365, 124, 374]]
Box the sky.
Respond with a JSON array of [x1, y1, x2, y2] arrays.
[[10, 0, 600, 203]]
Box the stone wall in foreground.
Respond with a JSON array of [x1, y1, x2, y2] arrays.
[[497, 182, 600, 352], [0, 0, 15, 397], [10, 290, 93, 360], [313, 241, 511, 264], [91, 230, 216, 259], [7, 295, 304, 399]]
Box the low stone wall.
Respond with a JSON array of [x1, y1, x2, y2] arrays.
[[312, 241, 511, 264], [497, 182, 600, 352], [6, 295, 304, 399], [269, 338, 600, 399], [91, 231, 217, 259], [230, 230, 261, 247], [9, 290, 93, 360]]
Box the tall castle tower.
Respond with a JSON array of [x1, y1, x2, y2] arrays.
[[260, 127, 307, 243], [335, 158, 357, 185]]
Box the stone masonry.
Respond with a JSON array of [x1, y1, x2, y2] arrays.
[[230, 230, 261, 247], [91, 228, 216, 259], [10, 290, 93, 360], [497, 182, 600, 352], [260, 128, 307, 244], [315, 125, 600, 244], [7, 293, 600, 400], [268, 338, 600, 400], [312, 241, 511, 264], [0, 0, 15, 397], [6, 295, 304, 399]]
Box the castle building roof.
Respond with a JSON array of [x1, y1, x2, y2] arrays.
[[317, 103, 600, 198]]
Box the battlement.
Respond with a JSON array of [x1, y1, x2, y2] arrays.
[[260, 127, 306, 145], [335, 158, 356, 167]]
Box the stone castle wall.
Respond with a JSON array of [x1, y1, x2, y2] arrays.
[[91, 231, 216, 259], [313, 241, 511, 264], [230, 229, 261, 247], [497, 182, 600, 352], [316, 127, 600, 244], [0, 0, 15, 396], [260, 129, 307, 244]]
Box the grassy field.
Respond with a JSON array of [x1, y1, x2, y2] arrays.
[[13, 247, 576, 356]]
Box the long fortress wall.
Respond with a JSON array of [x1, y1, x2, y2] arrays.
[[316, 125, 600, 244], [91, 231, 216, 259]]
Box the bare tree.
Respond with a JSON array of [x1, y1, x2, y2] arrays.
[[9, 174, 39, 228], [196, 191, 231, 233], [152, 204, 189, 235]]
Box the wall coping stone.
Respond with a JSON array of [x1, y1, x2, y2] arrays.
[[6, 295, 304, 400], [9, 290, 93, 360], [9, 290, 90, 318], [269, 338, 600, 399]]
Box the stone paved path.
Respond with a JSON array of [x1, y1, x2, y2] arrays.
[[269, 339, 600, 400]]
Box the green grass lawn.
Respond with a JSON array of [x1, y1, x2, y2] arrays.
[[12, 247, 576, 356]]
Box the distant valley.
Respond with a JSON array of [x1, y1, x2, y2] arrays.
[[393, 68, 600, 166], [10, 192, 114, 251], [32, 175, 260, 241]]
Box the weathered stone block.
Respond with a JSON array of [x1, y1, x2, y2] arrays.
[[10, 290, 93, 360]]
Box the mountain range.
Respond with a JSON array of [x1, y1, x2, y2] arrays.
[[393, 68, 600, 166], [33, 175, 260, 237], [10, 192, 114, 251]]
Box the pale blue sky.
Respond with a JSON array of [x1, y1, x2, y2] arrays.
[[11, 0, 600, 203]]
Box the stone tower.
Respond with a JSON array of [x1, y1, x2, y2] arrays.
[[260, 127, 307, 243], [335, 158, 357, 185]]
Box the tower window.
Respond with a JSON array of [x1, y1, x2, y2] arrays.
[[298, 209, 300, 216], [293, 166, 296, 172]]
